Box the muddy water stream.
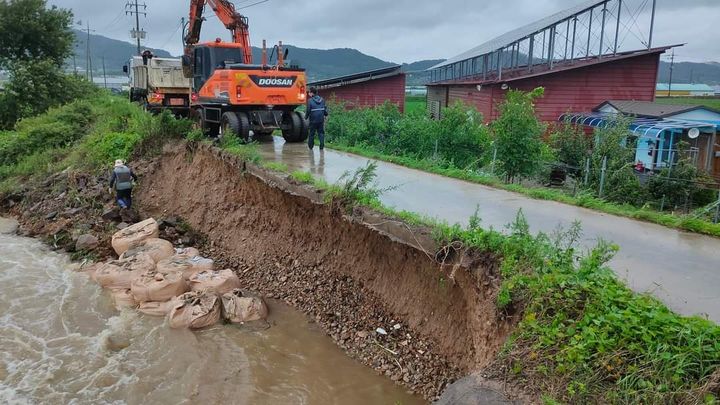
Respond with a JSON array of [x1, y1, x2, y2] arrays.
[[0, 218, 423, 404]]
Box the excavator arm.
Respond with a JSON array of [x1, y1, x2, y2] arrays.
[[184, 0, 253, 64]]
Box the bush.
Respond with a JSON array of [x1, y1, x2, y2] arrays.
[[550, 120, 592, 171], [492, 88, 547, 182], [647, 144, 718, 210], [326, 100, 491, 170]]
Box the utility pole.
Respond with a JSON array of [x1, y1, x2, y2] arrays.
[[102, 56, 108, 89], [125, 1, 147, 55], [667, 49, 675, 97], [81, 20, 95, 82]]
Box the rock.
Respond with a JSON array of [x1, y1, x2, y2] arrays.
[[75, 234, 99, 250], [117, 222, 129, 230], [0, 218, 19, 234], [102, 208, 121, 222], [435, 373, 521, 405], [61, 207, 83, 218], [45, 211, 58, 220]]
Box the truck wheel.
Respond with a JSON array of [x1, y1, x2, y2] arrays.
[[221, 112, 251, 142], [281, 112, 303, 143]]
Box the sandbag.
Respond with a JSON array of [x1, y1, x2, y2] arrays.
[[187, 256, 214, 273], [94, 254, 156, 290], [168, 291, 221, 329], [131, 270, 188, 303], [221, 289, 268, 323], [174, 247, 200, 258], [120, 238, 175, 263], [189, 269, 241, 295], [156, 256, 196, 280], [111, 218, 159, 256], [138, 299, 178, 317], [110, 288, 137, 310]]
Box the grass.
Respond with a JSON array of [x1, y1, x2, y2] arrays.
[[405, 95, 426, 115], [655, 97, 720, 110], [324, 141, 720, 238]]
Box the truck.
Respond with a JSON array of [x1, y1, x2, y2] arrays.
[[182, 0, 308, 142], [123, 55, 192, 115]]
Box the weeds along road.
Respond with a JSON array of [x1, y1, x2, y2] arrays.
[[259, 137, 720, 323]]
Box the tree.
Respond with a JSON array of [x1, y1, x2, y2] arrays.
[[492, 87, 546, 182], [0, 59, 96, 129], [586, 116, 647, 205], [0, 0, 74, 69]]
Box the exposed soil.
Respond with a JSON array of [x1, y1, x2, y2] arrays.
[[1, 141, 524, 401], [136, 143, 520, 400]]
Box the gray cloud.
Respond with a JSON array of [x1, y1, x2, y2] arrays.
[[49, 0, 719, 63]]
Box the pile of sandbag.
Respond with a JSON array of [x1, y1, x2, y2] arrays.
[[85, 218, 268, 329]]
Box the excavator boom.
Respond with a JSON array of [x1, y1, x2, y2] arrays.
[[185, 0, 252, 64]]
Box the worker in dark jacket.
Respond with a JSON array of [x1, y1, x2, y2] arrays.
[[109, 159, 138, 209], [305, 87, 328, 150]]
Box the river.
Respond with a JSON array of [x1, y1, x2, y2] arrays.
[[0, 218, 422, 405]]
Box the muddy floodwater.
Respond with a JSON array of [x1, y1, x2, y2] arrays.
[[0, 218, 423, 405]]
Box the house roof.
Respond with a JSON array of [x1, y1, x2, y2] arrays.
[[426, 46, 675, 86], [595, 100, 720, 118], [656, 83, 714, 92], [431, 0, 605, 70], [309, 65, 403, 89]]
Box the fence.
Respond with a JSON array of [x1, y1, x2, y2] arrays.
[[484, 146, 720, 223]]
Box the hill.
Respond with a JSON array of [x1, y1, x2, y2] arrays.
[[70, 30, 173, 74], [658, 60, 720, 85]]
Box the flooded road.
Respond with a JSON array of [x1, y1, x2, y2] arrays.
[[0, 218, 422, 405], [259, 137, 720, 322]]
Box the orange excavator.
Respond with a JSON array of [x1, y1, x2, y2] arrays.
[[183, 0, 308, 142]]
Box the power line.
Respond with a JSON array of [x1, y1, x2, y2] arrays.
[[125, 1, 147, 55]]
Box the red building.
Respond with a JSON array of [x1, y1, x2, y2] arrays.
[[426, 0, 670, 124], [428, 47, 670, 123], [310, 66, 406, 113]]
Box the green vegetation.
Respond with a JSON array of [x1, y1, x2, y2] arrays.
[[326, 100, 491, 171], [0, 0, 98, 129], [438, 212, 720, 404], [404, 96, 426, 115], [655, 97, 720, 111], [492, 88, 547, 182], [0, 94, 190, 193]]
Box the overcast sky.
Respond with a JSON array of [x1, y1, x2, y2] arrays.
[[48, 0, 719, 64]]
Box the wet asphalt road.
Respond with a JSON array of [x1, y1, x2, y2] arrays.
[[259, 137, 720, 322]]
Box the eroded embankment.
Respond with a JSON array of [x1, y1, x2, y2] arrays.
[[136, 142, 517, 399]]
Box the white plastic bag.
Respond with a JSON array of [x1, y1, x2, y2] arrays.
[[168, 291, 221, 329], [221, 289, 268, 323]]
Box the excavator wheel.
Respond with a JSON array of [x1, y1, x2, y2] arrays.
[[192, 109, 219, 138], [221, 112, 251, 142], [281, 111, 307, 143], [295, 111, 309, 142]]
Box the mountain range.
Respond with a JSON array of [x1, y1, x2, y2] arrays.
[[70, 30, 720, 86]]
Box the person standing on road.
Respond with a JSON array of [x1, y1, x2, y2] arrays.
[[109, 159, 138, 209], [305, 87, 328, 150]]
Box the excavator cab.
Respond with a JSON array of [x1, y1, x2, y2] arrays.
[[188, 42, 246, 92]]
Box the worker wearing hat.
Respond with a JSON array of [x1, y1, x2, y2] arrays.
[[109, 159, 138, 209]]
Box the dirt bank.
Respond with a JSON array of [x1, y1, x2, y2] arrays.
[[136, 142, 518, 400]]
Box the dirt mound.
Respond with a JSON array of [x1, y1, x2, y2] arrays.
[[137, 143, 517, 400]]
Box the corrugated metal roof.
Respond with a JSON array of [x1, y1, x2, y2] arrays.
[[309, 65, 402, 88], [656, 83, 715, 92], [596, 100, 720, 118], [431, 0, 606, 70], [426, 46, 673, 86], [561, 112, 719, 138]]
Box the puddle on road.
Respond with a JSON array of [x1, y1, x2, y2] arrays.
[[0, 225, 423, 404]]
